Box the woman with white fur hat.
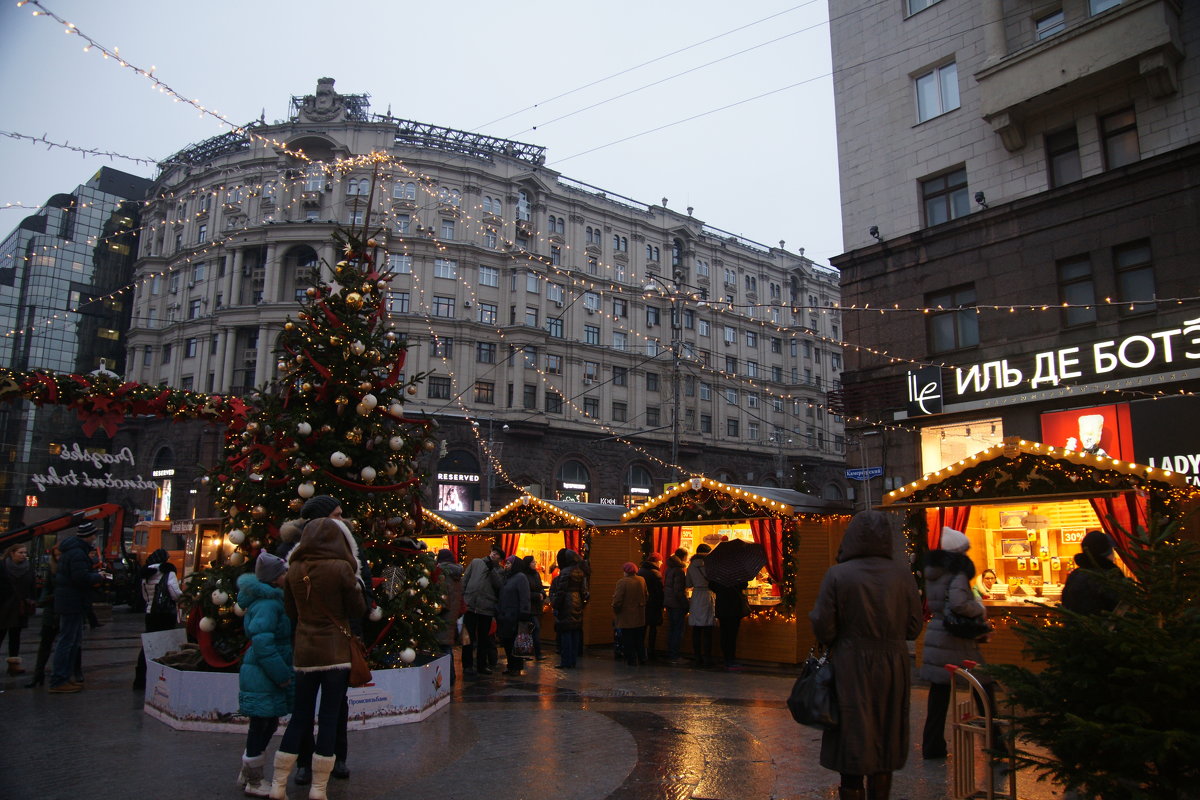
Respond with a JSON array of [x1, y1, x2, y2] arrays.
[[918, 526, 991, 760]]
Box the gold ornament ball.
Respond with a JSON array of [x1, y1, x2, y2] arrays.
[[285, 321, 297, 331], [246, 421, 259, 433], [406, 385, 417, 396], [345, 292, 363, 310], [360, 282, 373, 293], [304, 288, 316, 298], [300, 463, 315, 476], [320, 425, 333, 434], [288, 498, 303, 511], [384, 331, 398, 342], [251, 505, 267, 519], [376, 280, 388, 291], [358, 381, 373, 392], [300, 382, 312, 393], [366, 349, 381, 363], [366, 238, 378, 248], [330, 335, 343, 347], [422, 439, 436, 451]]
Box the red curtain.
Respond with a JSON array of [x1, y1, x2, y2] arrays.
[[1089, 491, 1149, 566], [924, 506, 971, 550], [651, 525, 681, 560], [500, 533, 521, 560], [749, 518, 784, 583], [446, 534, 460, 561], [562, 528, 583, 554]]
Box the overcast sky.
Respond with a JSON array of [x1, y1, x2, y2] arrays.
[[0, 0, 841, 265]]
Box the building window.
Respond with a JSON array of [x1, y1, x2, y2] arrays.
[[584, 324, 600, 345], [1058, 256, 1097, 327], [583, 397, 599, 417], [646, 372, 660, 392], [192, 262, 206, 282], [921, 167, 969, 226], [197, 224, 207, 244], [696, 258, 710, 278], [613, 366, 628, 386], [1100, 107, 1139, 169], [434, 258, 458, 279], [646, 407, 660, 427], [394, 214, 410, 234], [1114, 241, 1155, 315], [187, 299, 201, 319], [441, 219, 455, 239], [389, 291, 410, 314], [726, 418, 740, 437], [477, 341, 497, 363], [474, 381, 495, 404], [725, 356, 738, 374], [747, 422, 759, 441], [612, 332, 627, 351], [700, 414, 712, 434], [907, 0, 942, 13], [698, 319, 710, 337], [926, 285, 979, 352], [646, 306, 660, 327], [1046, 127, 1081, 188], [432, 296, 455, 318], [428, 376, 451, 399], [915, 62, 959, 123], [547, 284, 564, 304], [184, 338, 198, 359], [524, 306, 539, 327], [612, 235, 628, 252], [523, 384, 538, 409], [1089, 0, 1121, 15], [546, 318, 563, 338], [587, 256, 599, 274], [348, 211, 364, 226], [612, 401, 627, 422], [546, 354, 563, 375], [161, 343, 173, 364], [1035, 9, 1065, 39], [478, 265, 499, 287], [517, 191, 531, 221], [390, 254, 412, 273], [723, 326, 737, 344], [431, 337, 453, 359]]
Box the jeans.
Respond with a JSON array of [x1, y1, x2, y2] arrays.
[[245, 716, 280, 758], [557, 628, 581, 667], [462, 611, 494, 672], [281, 669, 350, 758], [666, 607, 687, 659], [51, 612, 84, 686]]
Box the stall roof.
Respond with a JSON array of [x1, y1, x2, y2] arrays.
[[621, 476, 850, 523], [882, 437, 1200, 509], [421, 508, 489, 533], [476, 495, 629, 531]]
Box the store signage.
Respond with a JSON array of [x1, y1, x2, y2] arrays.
[[906, 365, 943, 416], [437, 472, 479, 483], [561, 482, 587, 490], [1061, 530, 1086, 544], [845, 466, 883, 480], [598, 497, 620, 505], [1131, 395, 1200, 485], [29, 443, 158, 494], [951, 317, 1200, 400]]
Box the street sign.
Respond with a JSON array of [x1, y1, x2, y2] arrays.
[[845, 466, 883, 481]]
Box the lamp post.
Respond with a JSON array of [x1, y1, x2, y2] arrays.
[[643, 272, 685, 478], [853, 429, 881, 510], [770, 429, 793, 484]]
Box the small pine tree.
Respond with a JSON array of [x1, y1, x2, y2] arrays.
[[991, 518, 1200, 799], [181, 216, 447, 667]]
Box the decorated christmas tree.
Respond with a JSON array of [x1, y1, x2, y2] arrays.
[[181, 215, 448, 669]]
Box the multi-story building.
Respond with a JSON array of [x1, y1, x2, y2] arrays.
[[829, 0, 1200, 493], [0, 166, 151, 527], [126, 79, 846, 513]]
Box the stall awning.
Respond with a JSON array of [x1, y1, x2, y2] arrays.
[[881, 437, 1199, 511], [420, 508, 488, 533], [621, 476, 849, 524], [476, 495, 627, 531]]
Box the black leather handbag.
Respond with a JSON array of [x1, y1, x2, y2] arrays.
[[787, 648, 837, 730]]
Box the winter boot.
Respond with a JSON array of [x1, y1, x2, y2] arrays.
[[241, 752, 270, 798], [838, 787, 866, 800], [867, 772, 892, 800], [307, 754, 336, 800], [268, 751, 298, 800], [7, 657, 25, 676]]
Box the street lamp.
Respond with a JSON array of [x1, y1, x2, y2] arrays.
[[769, 429, 793, 483], [643, 272, 686, 478]]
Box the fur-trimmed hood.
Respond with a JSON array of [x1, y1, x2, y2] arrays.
[[287, 517, 361, 577], [924, 548, 976, 581]]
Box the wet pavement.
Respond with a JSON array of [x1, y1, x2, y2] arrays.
[[0, 607, 1066, 799]]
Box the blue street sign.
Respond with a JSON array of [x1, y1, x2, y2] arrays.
[[845, 466, 884, 481]]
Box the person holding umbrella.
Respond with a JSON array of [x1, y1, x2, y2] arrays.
[[705, 538, 767, 671]]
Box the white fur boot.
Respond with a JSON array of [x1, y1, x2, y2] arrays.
[[307, 754, 336, 800], [241, 751, 270, 797], [268, 750, 298, 800]]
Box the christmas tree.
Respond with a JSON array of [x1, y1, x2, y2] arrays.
[[181, 212, 448, 669]]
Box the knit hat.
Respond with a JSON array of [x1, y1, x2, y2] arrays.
[[436, 548, 454, 563], [76, 521, 97, 537], [255, 552, 288, 584], [647, 552, 661, 564], [301, 494, 341, 520], [940, 527, 970, 554], [696, 543, 711, 554], [622, 561, 638, 574], [674, 547, 688, 560], [1081, 530, 1114, 561]]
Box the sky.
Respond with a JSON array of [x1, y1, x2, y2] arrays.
[[0, 0, 844, 266]]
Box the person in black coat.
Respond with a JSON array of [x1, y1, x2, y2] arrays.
[[49, 522, 101, 692], [1062, 530, 1123, 615], [637, 554, 665, 661], [710, 577, 751, 670]]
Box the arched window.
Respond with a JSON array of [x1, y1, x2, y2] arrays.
[[672, 238, 683, 267], [625, 463, 654, 505], [517, 191, 531, 221], [393, 181, 416, 200], [556, 459, 591, 502], [305, 165, 326, 192]]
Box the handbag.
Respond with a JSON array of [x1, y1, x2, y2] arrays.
[[787, 647, 837, 730], [304, 575, 373, 687], [943, 599, 991, 639], [513, 621, 534, 656]]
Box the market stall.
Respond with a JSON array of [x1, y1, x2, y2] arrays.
[[620, 477, 851, 665], [475, 496, 630, 647], [882, 436, 1200, 668], [419, 508, 488, 560]]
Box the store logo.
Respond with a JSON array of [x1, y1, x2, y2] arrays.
[[907, 366, 943, 416]]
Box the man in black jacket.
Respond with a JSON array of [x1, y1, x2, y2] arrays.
[[49, 521, 101, 693], [1062, 530, 1122, 615]]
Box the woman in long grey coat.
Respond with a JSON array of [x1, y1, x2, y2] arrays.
[[810, 511, 923, 800], [918, 527, 989, 760]]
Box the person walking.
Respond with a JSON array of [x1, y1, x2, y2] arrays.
[[919, 526, 991, 761], [710, 575, 751, 671], [637, 554, 664, 661], [810, 510, 924, 800], [49, 521, 101, 693], [1, 543, 36, 677], [612, 562, 648, 666], [236, 552, 294, 798], [461, 545, 504, 676], [269, 516, 366, 800], [497, 556, 532, 675], [435, 549, 464, 684], [133, 548, 181, 690], [549, 548, 587, 668], [663, 547, 689, 663], [686, 544, 716, 667], [1061, 530, 1122, 615]]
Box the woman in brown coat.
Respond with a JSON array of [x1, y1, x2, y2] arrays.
[[611, 562, 648, 666], [810, 511, 923, 800], [270, 517, 366, 800]]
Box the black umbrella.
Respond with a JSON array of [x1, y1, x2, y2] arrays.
[[704, 538, 767, 585]]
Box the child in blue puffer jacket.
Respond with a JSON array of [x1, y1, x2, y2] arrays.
[[236, 552, 294, 797]]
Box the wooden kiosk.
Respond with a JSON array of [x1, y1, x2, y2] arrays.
[[620, 477, 851, 665], [419, 508, 488, 559], [881, 436, 1200, 668]]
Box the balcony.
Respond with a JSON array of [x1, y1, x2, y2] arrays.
[[976, 0, 1182, 151]]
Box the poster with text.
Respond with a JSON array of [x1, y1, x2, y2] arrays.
[[1040, 403, 1133, 460], [1130, 395, 1200, 486]]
